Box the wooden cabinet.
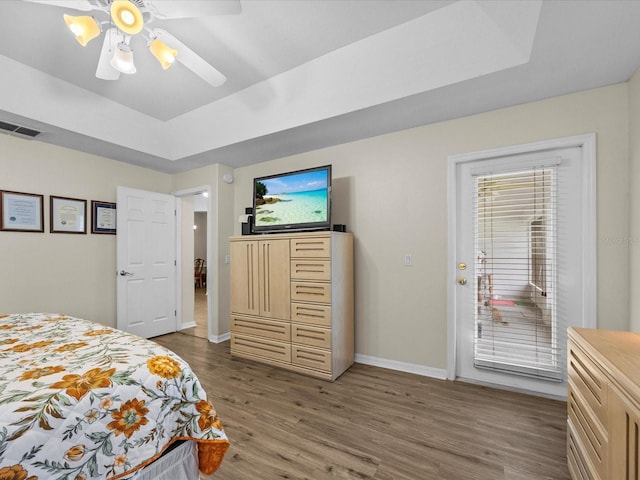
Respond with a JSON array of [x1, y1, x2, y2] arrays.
[[230, 231, 354, 381], [230, 238, 290, 319], [567, 328, 640, 480]]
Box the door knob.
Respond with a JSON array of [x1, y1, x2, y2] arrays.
[[119, 270, 134, 277], [458, 278, 467, 285]]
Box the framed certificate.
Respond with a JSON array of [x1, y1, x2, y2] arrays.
[[0, 190, 44, 232], [91, 200, 116, 234], [50, 196, 87, 234]]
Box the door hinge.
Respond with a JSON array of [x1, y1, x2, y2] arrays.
[[174, 310, 177, 317], [174, 260, 177, 266]]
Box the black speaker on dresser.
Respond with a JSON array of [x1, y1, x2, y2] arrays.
[[241, 207, 254, 235]]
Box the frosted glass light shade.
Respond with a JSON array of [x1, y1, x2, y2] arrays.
[[149, 39, 178, 69], [110, 42, 136, 74], [64, 14, 101, 46], [110, 0, 143, 35]]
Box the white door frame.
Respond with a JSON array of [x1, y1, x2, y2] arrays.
[[173, 185, 212, 340], [446, 134, 597, 384]]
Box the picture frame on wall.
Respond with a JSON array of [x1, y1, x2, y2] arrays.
[[0, 190, 44, 232], [91, 200, 116, 234], [50, 196, 87, 234]]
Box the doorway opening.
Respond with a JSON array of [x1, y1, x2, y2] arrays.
[[174, 187, 211, 340], [190, 205, 208, 339]]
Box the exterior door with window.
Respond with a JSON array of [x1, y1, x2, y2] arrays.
[[449, 136, 595, 397]]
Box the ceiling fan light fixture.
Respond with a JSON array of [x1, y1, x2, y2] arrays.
[[63, 14, 101, 46], [149, 39, 178, 69], [110, 42, 136, 74], [110, 0, 144, 35]]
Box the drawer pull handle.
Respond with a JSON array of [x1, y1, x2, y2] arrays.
[[297, 313, 324, 319], [235, 338, 286, 355], [295, 306, 326, 317], [237, 323, 285, 334], [296, 351, 325, 360], [297, 331, 325, 340], [296, 286, 326, 295], [294, 241, 325, 249]]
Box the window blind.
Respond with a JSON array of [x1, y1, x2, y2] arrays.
[[473, 167, 562, 381]]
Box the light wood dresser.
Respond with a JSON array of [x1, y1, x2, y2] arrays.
[[229, 231, 354, 381], [567, 327, 640, 480]]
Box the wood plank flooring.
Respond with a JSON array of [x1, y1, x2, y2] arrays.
[[154, 333, 570, 480], [180, 287, 208, 339]]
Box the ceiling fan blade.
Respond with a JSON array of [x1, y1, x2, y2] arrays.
[[96, 28, 122, 80], [153, 29, 226, 87], [21, 0, 97, 11], [146, 0, 241, 19]]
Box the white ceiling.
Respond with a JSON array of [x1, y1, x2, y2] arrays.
[[1, 0, 640, 173]]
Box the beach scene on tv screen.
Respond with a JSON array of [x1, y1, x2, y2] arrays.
[[255, 170, 328, 227]]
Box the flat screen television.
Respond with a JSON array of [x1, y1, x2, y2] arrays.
[[252, 165, 332, 233]]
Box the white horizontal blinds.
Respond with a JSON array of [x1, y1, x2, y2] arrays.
[[473, 167, 561, 381]]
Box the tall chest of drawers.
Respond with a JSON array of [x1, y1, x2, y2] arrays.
[[230, 231, 354, 381], [567, 327, 640, 480]]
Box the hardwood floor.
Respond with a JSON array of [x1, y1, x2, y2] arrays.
[[180, 287, 208, 339], [154, 333, 570, 480]]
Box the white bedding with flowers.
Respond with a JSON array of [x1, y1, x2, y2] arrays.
[[0, 313, 229, 480]]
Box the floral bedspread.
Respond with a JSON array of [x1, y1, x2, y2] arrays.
[[0, 313, 229, 480]]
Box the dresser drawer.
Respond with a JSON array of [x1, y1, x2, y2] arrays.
[[567, 420, 602, 480], [290, 238, 330, 258], [290, 260, 330, 281], [568, 340, 608, 426], [291, 302, 331, 327], [568, 387, 607, 479], [291, 282, 331, 303], [231, 333, 291, 363], [292, 345, 331, 372], [292, 324, 331, 349], [231, 315, 290, 342]]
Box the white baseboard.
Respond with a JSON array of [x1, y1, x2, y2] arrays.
[[209, 331, 230, 343], [189, 332, 445, 377], [180, 322, 196, 329], [355, 353, 448, 380]]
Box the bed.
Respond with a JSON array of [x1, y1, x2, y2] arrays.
[[0, 313, 229, 480]]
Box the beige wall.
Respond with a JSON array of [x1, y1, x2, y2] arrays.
[[234, 84, 630, 369], [194, 212, 207, 259], [0, 80, 634, 372], [629, 68, 640, 331], [0, 136, 172, 325], [0, 142, 234, 336]]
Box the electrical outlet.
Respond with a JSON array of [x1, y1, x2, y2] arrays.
[[404, 254, 412, 266]]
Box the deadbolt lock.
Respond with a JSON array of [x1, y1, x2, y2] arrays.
[[458, 278, 467, 285], [458, 262, 467, 270]]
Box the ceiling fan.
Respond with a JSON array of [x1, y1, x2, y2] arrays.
[[23, 0, 241, 87]]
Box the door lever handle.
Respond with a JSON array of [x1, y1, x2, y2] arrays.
[[119, 270, 134, 277]]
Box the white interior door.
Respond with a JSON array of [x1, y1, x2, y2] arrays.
[[117, 186, 176, 338], [448, 135, 596, 398]]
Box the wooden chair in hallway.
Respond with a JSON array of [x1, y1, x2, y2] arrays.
[[194, 258, 206, 288]]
